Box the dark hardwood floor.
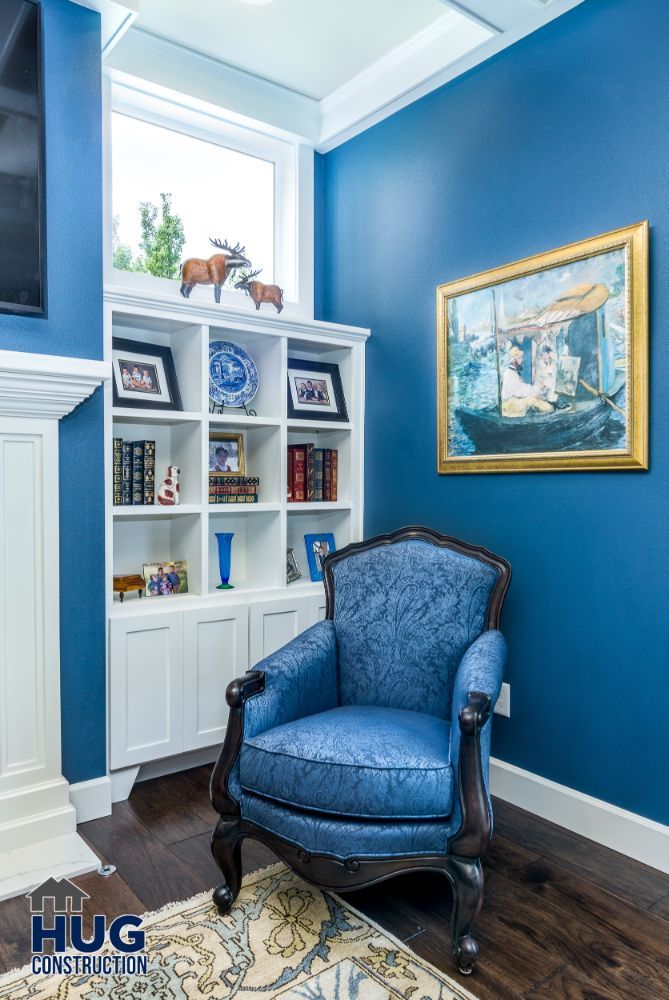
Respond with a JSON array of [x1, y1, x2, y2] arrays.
[[1, 766, 668, 999]]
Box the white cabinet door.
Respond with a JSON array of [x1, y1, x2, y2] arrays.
[[110, 612, 184, 769], [249, 597, 316, 665], [309, 593, 328, 625], [183, 605, 249, 752]]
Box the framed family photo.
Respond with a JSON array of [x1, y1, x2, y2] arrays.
[[287, 358, 348, 422], [209, 432, 245, 476], [112, 337, 183, 411], [143, 561, 188, 597], [437, 221, 648, 473]]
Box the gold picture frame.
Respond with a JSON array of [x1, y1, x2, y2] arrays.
[[209, 432, 245, 477], [437, 221, 648, 473]]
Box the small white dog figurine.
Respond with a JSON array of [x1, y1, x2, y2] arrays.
[[157, 465, 180, 505]]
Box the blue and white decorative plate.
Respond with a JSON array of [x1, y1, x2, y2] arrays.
[[209, 341, 259, 407]]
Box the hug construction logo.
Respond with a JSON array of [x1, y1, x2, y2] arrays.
[[26, 876, 148, 976]]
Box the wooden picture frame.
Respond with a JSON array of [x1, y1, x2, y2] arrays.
[[287, 359, 348, 422], [209, 432, 245, 477], [112, 337, 183, 411], [437, 221, 649, 473]]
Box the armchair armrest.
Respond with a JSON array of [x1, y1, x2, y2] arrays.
[[448, 629, 506, 857], [211, 620, 338, 815]]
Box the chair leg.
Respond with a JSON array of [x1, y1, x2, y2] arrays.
[[445, 856, 484, 975], [211, 817, 243, 914]]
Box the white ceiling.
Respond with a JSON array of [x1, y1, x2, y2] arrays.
[[132, 0, 450, 100], [97, 0, 586, 149]]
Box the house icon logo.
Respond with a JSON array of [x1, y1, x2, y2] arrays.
[[26, 875, 148, 977], [26, 877, 90, 914]]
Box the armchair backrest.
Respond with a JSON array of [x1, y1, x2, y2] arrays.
[[325, 527, 510, 719]]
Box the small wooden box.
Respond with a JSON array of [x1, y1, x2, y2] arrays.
[[113, 574, 145, 602]]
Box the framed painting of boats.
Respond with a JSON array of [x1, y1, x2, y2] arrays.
[[437, 222, 648, 473]]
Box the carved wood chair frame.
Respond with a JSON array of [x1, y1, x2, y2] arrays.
[[209, 525, 511, 975]]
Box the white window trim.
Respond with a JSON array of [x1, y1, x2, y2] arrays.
[[103, 72, 314, 318]]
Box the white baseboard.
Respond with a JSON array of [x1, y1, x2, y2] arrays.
[[490, 757, 669, 875], [69, 776, 112, 824], [137, 747, 218, 784]]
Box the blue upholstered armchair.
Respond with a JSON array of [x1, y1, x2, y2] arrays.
[[210, 527, 510, 974]]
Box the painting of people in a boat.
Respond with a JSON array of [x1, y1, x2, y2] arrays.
[[437, 223, 648, 473]]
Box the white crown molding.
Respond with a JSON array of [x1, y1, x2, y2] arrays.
[[105, 28, 321, 144], [68, 0, 139, 55], [104, 284, 370, 344], [318, 0, 586, 151], [103, 1, 585, 153], [490, 757, 669, 875], [318, 10, 492, 148], [0, 351, 111, 420]]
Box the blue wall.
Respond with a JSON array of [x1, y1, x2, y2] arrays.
[[0, 0, 105, 783], [318, 0, 669, 825]]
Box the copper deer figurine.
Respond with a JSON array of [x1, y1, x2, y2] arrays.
[[235, 269, 284, 313], [180, 239, 251, 303]]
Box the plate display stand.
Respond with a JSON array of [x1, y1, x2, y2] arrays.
[[104, 285, 369, 797]]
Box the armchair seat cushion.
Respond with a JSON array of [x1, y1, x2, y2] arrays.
[[239, 705, 453, 821]]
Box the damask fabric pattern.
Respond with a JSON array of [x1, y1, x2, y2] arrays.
[[0, 865, 478, 1000], [245, 620, 339, 740], [242, 794, 454, 857], [333, 539, 500, 718], [240, 705, 453, 819], [228, 620, 339, 803], [449, 629, 507, 832]]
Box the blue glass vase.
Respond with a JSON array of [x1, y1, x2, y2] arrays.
[[215, 532, 235, 590]]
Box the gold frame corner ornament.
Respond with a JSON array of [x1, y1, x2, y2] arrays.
[[436, 221, 649, 474]]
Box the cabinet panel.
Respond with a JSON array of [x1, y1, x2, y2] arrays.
[[183, 605, 248, 751], [249, 597, 314, 664], [110, 613, 184, 769], [310, 594, 328, 624]]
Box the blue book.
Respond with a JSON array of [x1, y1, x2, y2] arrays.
[[121, 441, 132, 505]]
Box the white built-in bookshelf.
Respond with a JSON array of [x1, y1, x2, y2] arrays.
[[104, 286, 369, 790]]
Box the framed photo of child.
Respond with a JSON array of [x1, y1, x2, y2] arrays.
[[209, 432, 245, 476], [304, 532, 336, 582], [112, 337, 183, 411]]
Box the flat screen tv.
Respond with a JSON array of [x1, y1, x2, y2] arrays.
[[0, 0, 44, 316]]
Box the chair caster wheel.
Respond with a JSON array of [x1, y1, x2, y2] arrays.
[[213, 883, 235, 915], [455, 935, 478, 975]]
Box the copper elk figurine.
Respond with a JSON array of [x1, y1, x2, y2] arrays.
[[180, 239, 250, 303], [235, 269, 284, 313]]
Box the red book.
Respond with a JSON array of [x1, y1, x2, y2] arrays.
[[331, 449, 338, 502], [287, 447, 294, 501], [323, 449, 332, 502], [289, 445, 306, 502], [305, 443, 315, 503]]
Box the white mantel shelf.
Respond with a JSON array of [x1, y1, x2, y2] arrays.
[[0, 351, 111, 419]]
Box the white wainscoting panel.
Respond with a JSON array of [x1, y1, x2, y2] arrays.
[[0, 355, 108, 899]]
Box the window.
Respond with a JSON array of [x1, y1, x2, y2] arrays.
[[108, 80, 307, 305], [112, 113, 275, 285]]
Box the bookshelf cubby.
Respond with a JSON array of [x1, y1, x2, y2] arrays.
[[104, 286, 369, 785]]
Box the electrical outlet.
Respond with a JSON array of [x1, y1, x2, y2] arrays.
[[494, 683, 511, 718]]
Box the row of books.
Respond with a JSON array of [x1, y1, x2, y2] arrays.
[[209, 475, 260, 504], [287, 445, 338, 502], [113, 439, 155, 506]]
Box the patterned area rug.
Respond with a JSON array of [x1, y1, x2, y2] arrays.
[[0, 863, 479, 999]]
